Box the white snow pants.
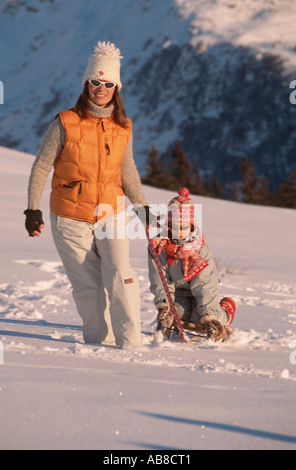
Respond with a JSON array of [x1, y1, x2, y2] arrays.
[[50, 212, 142, 348]]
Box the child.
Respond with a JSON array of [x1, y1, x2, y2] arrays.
[[148, 188, 236, 341]]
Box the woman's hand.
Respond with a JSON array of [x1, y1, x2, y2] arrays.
[[24, 209, 44, 237]]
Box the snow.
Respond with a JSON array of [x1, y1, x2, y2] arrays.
[[0, 145, 295, 451], [176, 0, 296, 70]]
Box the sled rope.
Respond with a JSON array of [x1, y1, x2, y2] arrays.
[[146, 228, 189, 343]]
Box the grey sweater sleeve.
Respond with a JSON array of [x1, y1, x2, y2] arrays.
[[121, 132, 148, 206], [27, 117, 65, 209]]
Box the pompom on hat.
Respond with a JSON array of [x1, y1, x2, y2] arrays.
[[82, 41, 123, 90]]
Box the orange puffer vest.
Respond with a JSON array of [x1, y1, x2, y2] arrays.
[[50, 109, 132, 223]]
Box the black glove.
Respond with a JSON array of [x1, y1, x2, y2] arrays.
[[132, 204, 159, 227], [24, 209, 44, 236]]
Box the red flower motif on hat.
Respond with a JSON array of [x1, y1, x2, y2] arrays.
[[99, 71, 104, 76]]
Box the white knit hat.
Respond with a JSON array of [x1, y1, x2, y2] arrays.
[[82, 41, 123, 90]]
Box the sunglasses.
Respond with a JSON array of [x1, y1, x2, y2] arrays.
[[88, 79, 116, 89]]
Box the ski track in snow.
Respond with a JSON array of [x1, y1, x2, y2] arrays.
[[0, 258, 295, 383]]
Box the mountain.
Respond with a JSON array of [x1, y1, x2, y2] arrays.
[[1, 0, 296, 190]]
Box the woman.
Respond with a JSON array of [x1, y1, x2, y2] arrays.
[[148, 188, 236, 341], [24, 41, 149, 348]]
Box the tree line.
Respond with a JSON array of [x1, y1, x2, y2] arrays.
[[141, 142, 296, 209]]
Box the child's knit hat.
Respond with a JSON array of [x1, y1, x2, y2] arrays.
[[82, 41, 123, 90], [168, 188, 195, 228]]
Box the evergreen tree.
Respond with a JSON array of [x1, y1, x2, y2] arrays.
[[274, 171, 296, 208], [141, 142, 295, 209], [226, 181, 240, 202], [239, 157, 272, 205], [142, 144, 168, 188], [170, 141, 192, 189], [190, 164, 210, 196], [210, 174, 224, 199]]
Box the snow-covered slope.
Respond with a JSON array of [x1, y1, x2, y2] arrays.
[[1, 0, 296, 188], [0, 145, 295, 450], [177, 0, 296, 68]]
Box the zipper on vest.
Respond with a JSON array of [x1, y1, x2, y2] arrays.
[[100, 119, 110, 156]]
